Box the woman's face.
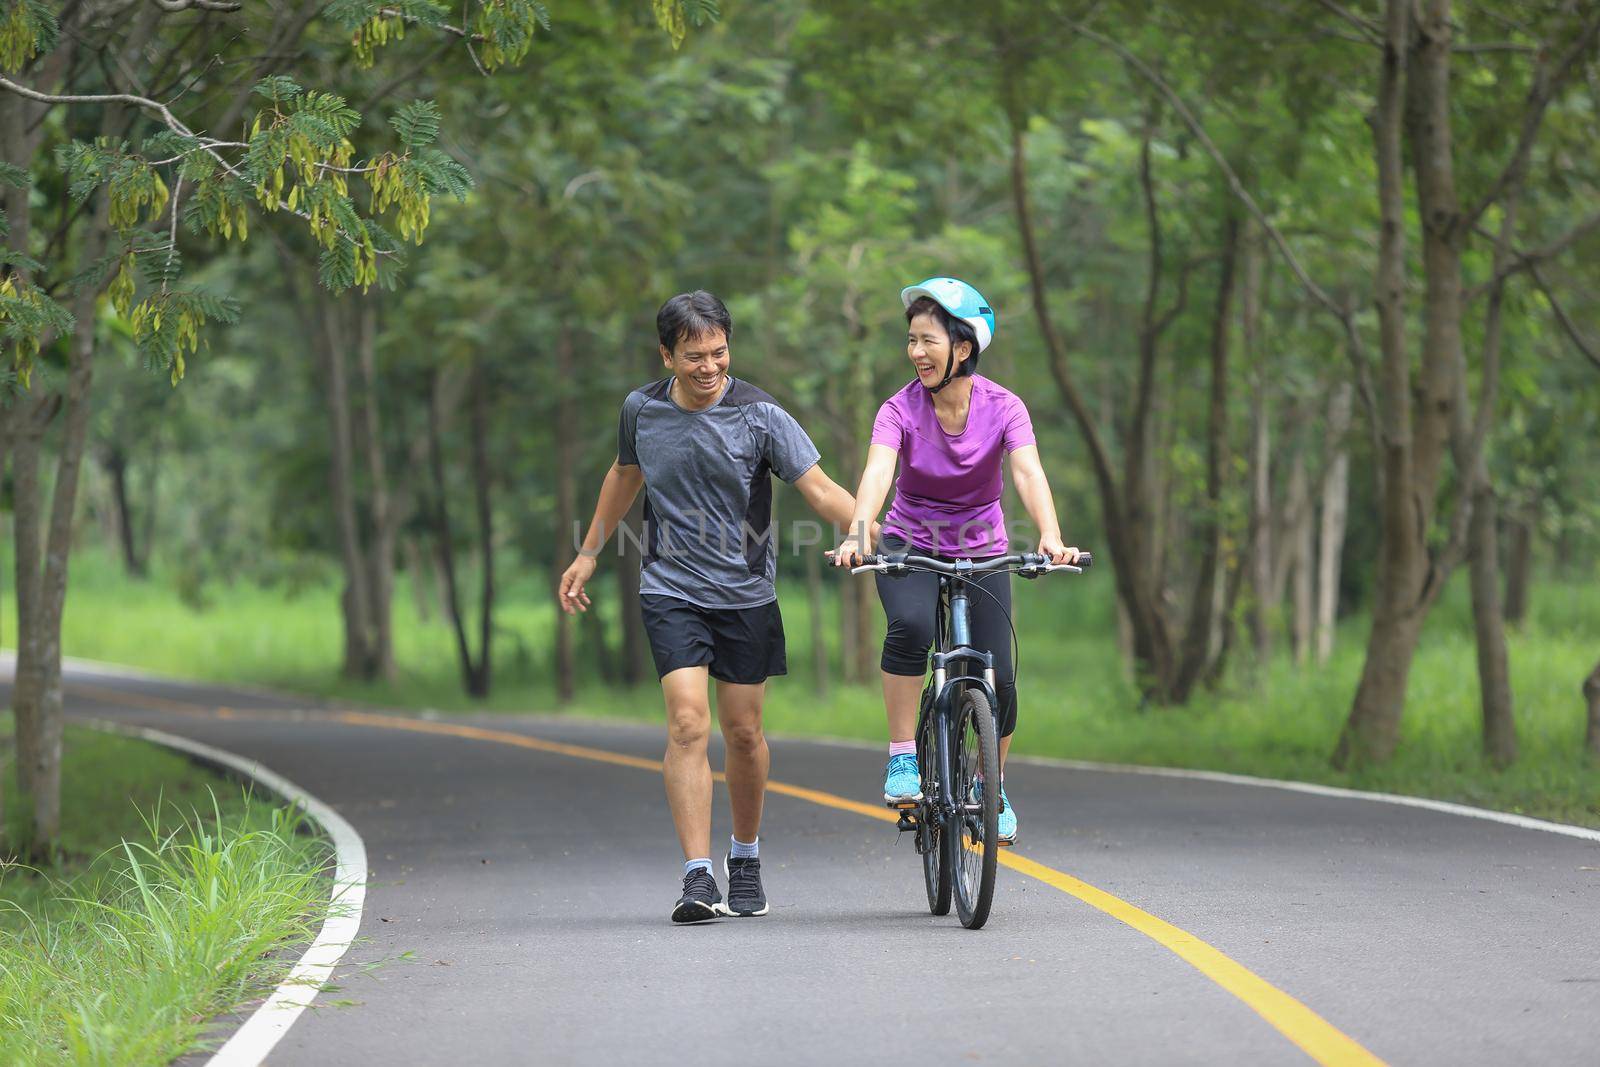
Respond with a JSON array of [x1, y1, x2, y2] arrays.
[[906, 311, 970, 389]]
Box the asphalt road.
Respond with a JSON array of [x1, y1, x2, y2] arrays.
[[18, 661, 1600, 1065]]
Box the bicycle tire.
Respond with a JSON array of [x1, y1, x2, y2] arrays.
[[949, 687, 1000, 929], [916, 689, 951, 915]]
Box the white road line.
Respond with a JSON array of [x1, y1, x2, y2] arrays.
[[783, 729, 1600, 845], [87, 720, 370, 1067]]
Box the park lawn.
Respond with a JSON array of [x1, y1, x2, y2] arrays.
[[0, 718, 332, 1065], [10, 547, 1600, 828]]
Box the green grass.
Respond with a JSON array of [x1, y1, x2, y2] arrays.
[[12, 546, 1600, 827], [0, 721, 332, 1065]]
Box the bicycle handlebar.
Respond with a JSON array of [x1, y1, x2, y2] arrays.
[[847, 550, 1092, 577]]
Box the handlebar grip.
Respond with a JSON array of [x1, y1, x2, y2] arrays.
[[1078, 552, 1093, 569]]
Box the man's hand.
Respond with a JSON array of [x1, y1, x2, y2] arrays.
[[1038, 534, 1081, 566], [558, 555, 598, 614]]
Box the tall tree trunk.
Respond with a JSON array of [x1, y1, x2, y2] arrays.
[[401, 535, 434, 623], [1242, 221, 1272, 666], [1584, 659, 1600, 760], [1007, 116, 1176, 699], [317, 295, 375, 680], [1335, 0, 1419, 768], [1315, 384, 1353, 665], [426, 368, 482, 697], [1288, 454, 1314, 666], [1468, 473, 1516, 766], [552, 332, 577, 703], [469, 355, 496, 699], [102, 447, 143, 577], [10, 410, 49, 813], [1174, 215, 1240, 702], [353, 294, 397, 681], [1502, 511, 1532, 627]]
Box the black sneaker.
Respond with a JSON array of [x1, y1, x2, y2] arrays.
[[671, 867, 722, 924], [722, 854, 769, 917]]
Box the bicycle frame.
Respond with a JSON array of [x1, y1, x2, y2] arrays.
[[922, 560, 1001, 829]]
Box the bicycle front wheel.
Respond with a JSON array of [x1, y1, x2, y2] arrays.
[[917, 691, 951, 915], [949, 687, 1000, 929]]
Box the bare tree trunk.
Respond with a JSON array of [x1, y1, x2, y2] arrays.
[[1242, 220, 1272, 665], [1502, 511, 1532, 626], [10, 409, 49, 813], [552, 332, 577, 703], [1335, 0, 1419, 768], [1585, 658, 1600, 760], [401, 535, 434, 623], [1468, 473, 1516, 766], [1288, 454, 1314, 666], [469, 355, 496, 699], [1315, 384, 1353, 664], [102, 447, 144, 577], [353, 295, 397, 681], [1174, 215, 1240, 702], [426, 368, 482, 697], [316, 295, 375, 680]]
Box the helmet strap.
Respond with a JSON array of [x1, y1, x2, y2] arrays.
[[925, 344, 960, 394]]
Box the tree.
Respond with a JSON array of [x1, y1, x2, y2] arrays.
[[0, 0, 709, 854]]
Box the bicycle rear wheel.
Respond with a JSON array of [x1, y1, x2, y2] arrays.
[[916, 687, 951, 915], [949, 687, 1000, 929]]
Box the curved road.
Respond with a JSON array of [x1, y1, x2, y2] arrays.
[[16, 661, 1600, 1065]]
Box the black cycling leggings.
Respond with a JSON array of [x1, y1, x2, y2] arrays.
[[875, 535, 1017, 737]]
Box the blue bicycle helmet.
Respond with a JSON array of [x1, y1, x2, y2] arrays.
[[900, 277, 995, 392]]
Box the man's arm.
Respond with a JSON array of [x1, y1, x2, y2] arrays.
[[557, 460, 645, 615], [791, 463, 858, 530]]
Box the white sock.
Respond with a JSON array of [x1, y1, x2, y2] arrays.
[[730, 835, 758, 860], [684, 858, 712, 877]]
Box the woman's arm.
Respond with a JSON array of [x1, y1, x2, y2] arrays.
[[1007, 444, 1080, 564], [833, 443, 899, 565]]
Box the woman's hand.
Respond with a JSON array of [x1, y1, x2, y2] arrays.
[[1037, 534, 1081, 566], [832, 535, 867, 567]]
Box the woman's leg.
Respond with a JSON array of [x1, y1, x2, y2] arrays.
[[876, 563, 938, 736], [969, 568, 1017, 771]]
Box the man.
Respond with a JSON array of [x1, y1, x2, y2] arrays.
[[558, 290, 858, 923]]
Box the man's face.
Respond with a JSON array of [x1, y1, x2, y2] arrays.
[[660, 328, 730, 401]]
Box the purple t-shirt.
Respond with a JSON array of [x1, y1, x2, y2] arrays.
[[871, 375, 1036, 556]]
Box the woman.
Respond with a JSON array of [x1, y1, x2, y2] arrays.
[[834, 276, 1079, 843]]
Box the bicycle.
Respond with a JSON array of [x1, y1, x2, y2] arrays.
[[847, 549, 1091, 930]]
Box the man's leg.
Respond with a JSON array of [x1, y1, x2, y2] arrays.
[[661, 665, 714, 862], [715, 679, 769, 844]]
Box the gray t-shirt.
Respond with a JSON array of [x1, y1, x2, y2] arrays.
[[617, 376, 821, 609]]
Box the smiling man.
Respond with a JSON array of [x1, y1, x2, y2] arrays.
[[558, 290, 858, 923]]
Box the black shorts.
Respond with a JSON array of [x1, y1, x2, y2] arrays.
[[639, 595, 787, 684]]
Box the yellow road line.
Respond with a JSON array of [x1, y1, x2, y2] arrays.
[[81, 691, 1385, 1066]]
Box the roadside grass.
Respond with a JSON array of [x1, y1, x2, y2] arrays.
[[0, 720, 332, 1065], [12, 546, 1600, 827]]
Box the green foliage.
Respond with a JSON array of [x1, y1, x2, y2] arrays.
[[0, 269, 72, 386], [0, 0, 56, 73], [653, 0, 718, 49]]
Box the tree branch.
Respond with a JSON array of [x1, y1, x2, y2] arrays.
[[1062, 15, 1381, 432], [1460, 6, 1600, 231], [1530, 265, 1600, 373], [1464, 210, 1600, 300], [152, 0, 243, 10]]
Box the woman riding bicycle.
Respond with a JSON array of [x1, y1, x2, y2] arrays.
[[833, 276, 1080, 843]]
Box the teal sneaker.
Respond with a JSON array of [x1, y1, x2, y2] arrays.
[[972, 778, 1017, 844], [996, 784, 1017, 844], [883, 753, 923, 803]]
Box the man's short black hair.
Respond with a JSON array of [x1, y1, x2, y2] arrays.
[[657, 290, 733, 353], [906, 295, 979, 378]]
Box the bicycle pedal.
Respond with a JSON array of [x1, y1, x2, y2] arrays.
[[997, 838, 1016, 848], [895, 811, 919, 832], [887, 799, 919, 810]]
